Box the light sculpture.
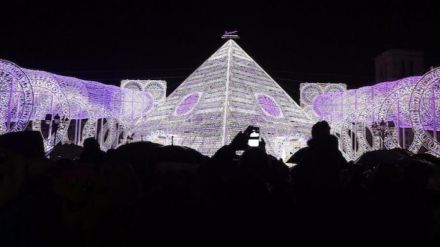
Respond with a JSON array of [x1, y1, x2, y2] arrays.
[[409, 68, 440, 156], [142, 40, 313, 160], [301, 84, 323, 105], [324, 84, 346, 94], [0, 60, 33, 134], [255, 93, 283, 118], [24, 69, 70, 151], [144, 80, 167, 103], [377, 78, 421, 153], [300, 83, 347, 121], [313, 72, 440, 159], [0, 59, 154, 151], [313, 79, 402, 159], [118, 88, 154, 135], [50, 74, 98, 145], [175, 92, 202, 116], [313, 77, 422, 128], [120, 79, 167, 105], [122, 81, 143, 91], [97, 118, 118, 151], [7, 42, 440, 160]]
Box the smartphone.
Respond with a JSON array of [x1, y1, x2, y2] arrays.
[[248, 127, 260, 147]]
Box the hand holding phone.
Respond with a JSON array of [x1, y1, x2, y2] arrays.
[[231, 126, 261, 157]]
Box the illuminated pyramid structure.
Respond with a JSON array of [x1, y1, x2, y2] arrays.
[[142, 40, 313, 159]]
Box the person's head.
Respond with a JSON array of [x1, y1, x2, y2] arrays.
[[83, 137, 101, 151], [0, 131, 45, 159], [311, 121, 331, 139]]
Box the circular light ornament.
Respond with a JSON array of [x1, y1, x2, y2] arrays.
[[144, 81, 166, 103], [174, 92, 201, 116], [313, 93, 335, 119], [409, 68, 440, 156], [0, 60, 33, 134], [255, 93, 283, 118], [301, 84, 323, 105], [378, 80, 422, 153], [25, 70, 70, 151]]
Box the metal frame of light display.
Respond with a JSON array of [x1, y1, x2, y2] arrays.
[[141, 40, 314, 160], [313, 69, 440, 160], [0, 60, 154, 152]]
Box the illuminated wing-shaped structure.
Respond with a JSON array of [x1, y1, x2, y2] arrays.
[[0, 60, 154, 152], [142, 40, 313, 159], [312, 72, 440, 160]]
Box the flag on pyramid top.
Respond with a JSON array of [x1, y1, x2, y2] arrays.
[[140, 39, 313, 160], [222, 30, 240, 40]]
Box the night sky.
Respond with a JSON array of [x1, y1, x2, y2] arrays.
[[1, 1, 439, 100]]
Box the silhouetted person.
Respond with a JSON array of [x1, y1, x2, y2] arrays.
[[240, 147, 271, 184], [290, 121, 346, 211], [79, 138, 104, 164], [0, 131, 45, 159], [288, 122, 348, 239], [0, 131, 63, 246]]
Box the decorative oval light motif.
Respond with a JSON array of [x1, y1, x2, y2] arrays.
[[175, 92, 201, 116], [256, 93, 283, 118]]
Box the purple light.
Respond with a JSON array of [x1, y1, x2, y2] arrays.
[[0, 60, 33, 134], [313, 76, 422, 126], [175, 93, 201, 116], [256, 94, 282, 118], [310, 75, 440, 159], [1, 59, 156, 151]]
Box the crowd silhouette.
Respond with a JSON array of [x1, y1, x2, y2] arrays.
[[1, 121, 440, 245]]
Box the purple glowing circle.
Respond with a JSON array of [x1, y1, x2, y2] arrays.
[[256, 94, 282, 118], [175, 93, 201, 116]]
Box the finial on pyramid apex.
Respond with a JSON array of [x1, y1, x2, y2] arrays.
[[222, 30, 239, 40]]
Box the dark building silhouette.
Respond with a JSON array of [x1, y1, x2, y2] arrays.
[[374, 49, 425, 82]]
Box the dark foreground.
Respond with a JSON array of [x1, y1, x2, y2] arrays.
[[1, 127, 440, 246]]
